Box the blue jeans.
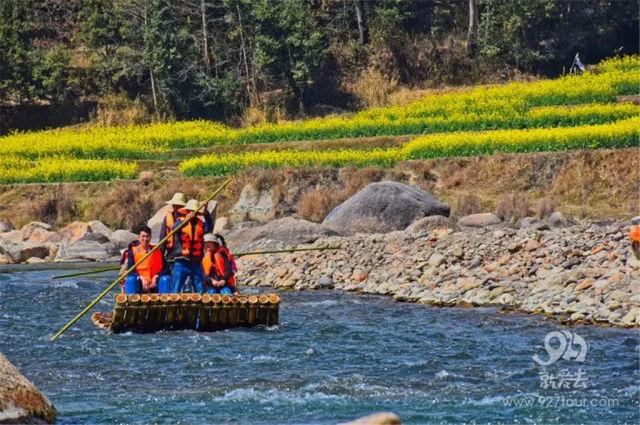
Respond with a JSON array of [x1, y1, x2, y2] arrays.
[[124, 273, 170, 294], [206, 284, 234, 295], [171, 260, 204, 293]]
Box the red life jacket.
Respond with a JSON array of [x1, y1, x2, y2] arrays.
[[218, 246, 238, 273], [132, 244, 164, 281], [179, 218, 205, 258]]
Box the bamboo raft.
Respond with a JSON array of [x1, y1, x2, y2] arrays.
[[91, 293, 280, 333]]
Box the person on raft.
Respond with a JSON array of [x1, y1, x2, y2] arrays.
[[120, 225, 170, 294], [202, 233, 238, 295], [169, 198, 213, 293], [159, 192, 187, 258], [631, 218, 640, 260]]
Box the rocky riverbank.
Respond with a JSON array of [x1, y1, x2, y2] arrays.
[[236, 216, 640, 328], [1, 179, 637, 329]]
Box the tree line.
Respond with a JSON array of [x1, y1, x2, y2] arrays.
[[0, 0, 637, 128]]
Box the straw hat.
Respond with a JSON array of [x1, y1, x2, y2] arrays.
[[166, 192, 186, 206], [204, 233, 216, 243], [184, 199, 201, 212]]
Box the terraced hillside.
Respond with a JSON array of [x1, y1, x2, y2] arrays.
[[0, 56, 638, 184]]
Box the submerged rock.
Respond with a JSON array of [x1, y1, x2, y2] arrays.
[[323, 181, 450, 235], [0, 352, 57, 423], [340, 412, 402, 425]]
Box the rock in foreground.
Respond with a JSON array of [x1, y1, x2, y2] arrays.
[[323, 181, 450, 235], [0, 352, 56, 423]]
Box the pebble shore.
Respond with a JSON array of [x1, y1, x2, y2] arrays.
[[238, 220, 640, 328]]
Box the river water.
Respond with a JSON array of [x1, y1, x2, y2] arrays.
[[0, 269, 638, 424]]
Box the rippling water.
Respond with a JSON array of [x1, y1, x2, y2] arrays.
[[0, 269, 638, 424]]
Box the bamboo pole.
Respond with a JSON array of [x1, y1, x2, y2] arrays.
[[165, 294, 180, 325], [210, 294, 221, 326], [247, 295, 258, 325], [257, 295, 269, 325], [267, 294, 280, 326], [146, 294, 161, 332], [50, 178, 232, 340], [187, 293, 202, 328], [52, 246, 339, 280]]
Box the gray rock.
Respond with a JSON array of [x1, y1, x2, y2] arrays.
[[55, 240, 114, 262], [147, 204, 172, 242], [108, 229, 137, 249], [429, 253, 446, 267], [88, 220, 113, 238], [317, 276, 334, 289], [323, 181, 450, 235], [547, 211, 575, 228], [230, 184, 275, 224], [458, 213, 502, 227], [404, 215, 456, 236], [226, 217, 338, 251], [631, 216, 640, 225], [0, 352, 57, 423], [0, 241, 50, 263], [517, 216, 539, 229], [0, 221, 13, 233], [19, 221, 52, 240]]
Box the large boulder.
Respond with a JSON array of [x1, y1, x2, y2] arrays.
[[55, 240, 118, 262], [457, 213, 502, 228], [226, 217, 338, 251], [322, 182, 450, 235], [0, 352, 57, 423], [108, 229, 137, 249], [88, 220, 113, 238], [230, 184, 276, 224], [0, 241, 51, 263], [147, 204, 172, 243], [25, 227, 58, 244], [19, 222, 52, 240]]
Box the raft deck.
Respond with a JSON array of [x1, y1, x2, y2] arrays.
[[91, 293, 280, 333]]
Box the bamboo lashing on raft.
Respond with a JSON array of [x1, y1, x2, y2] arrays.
[[91, 293, 280, 333]]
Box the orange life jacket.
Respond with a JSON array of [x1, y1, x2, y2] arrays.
[[164, 210, 187, 249], [179, 218, 205, 258], [202, 248, 236, 286], [631, 225, 640, 243], [132, 244, 164, 281]]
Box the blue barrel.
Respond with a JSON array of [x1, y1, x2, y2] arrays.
[[157, 275, 171, 294], [124, 275, 140, 294]]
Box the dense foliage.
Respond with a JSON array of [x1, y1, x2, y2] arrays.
[[1, 0, 637, 128]]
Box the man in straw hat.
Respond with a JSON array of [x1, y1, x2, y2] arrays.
[[159, 192, 187, 258], [169, 198, 213, 293]]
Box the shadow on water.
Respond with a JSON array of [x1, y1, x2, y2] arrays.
[[0, 269, 638, 424]]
